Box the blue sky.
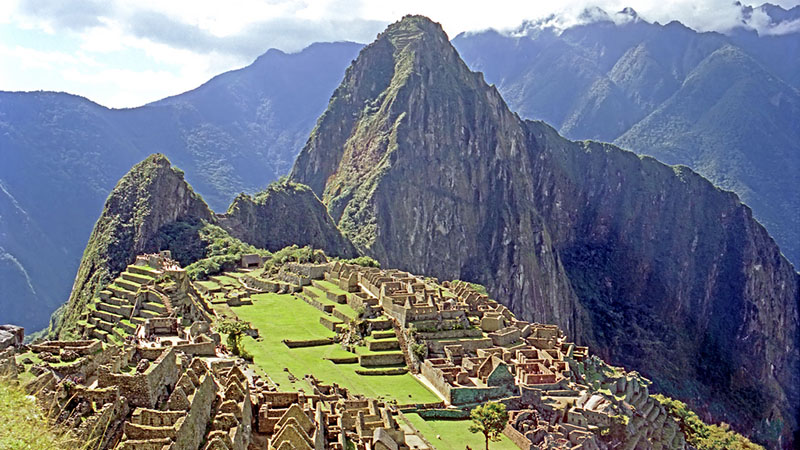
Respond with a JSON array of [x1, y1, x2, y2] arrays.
[[2, 0, 798, 108]]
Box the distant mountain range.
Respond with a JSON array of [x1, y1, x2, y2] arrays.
[[0, 42, 361, 331], [452, 4, 800, 271], [1, 4, 797, 338]]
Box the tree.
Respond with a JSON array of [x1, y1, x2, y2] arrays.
[[468, 402, 509, 450], [216, 319, 250, 356]]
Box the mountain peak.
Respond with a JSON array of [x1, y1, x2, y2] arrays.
[[289, 15, 492, 204], [373, 15, 453, 62]]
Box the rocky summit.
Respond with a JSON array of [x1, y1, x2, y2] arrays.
[[291, 15, 799, 447]]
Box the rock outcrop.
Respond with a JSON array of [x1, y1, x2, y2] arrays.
[[290, 15, 799, 447], [219, 181, 356, 257]]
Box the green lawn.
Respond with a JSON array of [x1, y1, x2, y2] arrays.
[[231, 293, 439, 404], [404, 413, 520, 450], [314, 279, 349, 296], [303, 285, 359, 319]]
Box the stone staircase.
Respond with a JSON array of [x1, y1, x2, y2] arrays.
[[391, 319, 416, 373]]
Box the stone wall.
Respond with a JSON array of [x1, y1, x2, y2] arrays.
[[30, 340, 101, 355], [98, 347, 179, 408], [358, 353, 405, 367], [173, 371, 216, 450], [503, 423, 532, 450]]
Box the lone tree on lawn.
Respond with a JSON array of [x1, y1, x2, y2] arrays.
[[216, 319, 249, 356], [469, 401, 509, 450]]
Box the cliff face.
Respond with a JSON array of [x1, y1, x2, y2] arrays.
[[218, 182, 357, 257], [56, 154, 213, 338], [290, 16, 799, 447]]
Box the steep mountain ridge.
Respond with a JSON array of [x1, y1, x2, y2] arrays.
[[55, 154, 354, 339], [291, 16, 799, 447], [452, 14, 800, 268]]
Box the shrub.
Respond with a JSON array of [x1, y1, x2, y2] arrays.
[[411, 343, 428, 361], [343, 256, 380, 268]]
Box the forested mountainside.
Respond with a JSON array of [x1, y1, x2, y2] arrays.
[[452, 4, 800, 268], [290, 16, 799, 448], [0, 42, 361, 331]]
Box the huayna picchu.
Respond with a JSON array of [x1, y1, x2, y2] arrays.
[[1, 13, 796, 450]]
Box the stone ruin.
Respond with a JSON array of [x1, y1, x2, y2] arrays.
[[2, 254, 696, 449], [320, 263, 687, 450]]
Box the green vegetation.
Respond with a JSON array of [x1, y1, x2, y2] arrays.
[[469, 402, 510, 450], [653, 394, 765, 450], [405, 413, 519, 450], [0, 379, 83, 449], [341, 256, 380, 268], [179, 223, 269, 280], [262, 245, 325, 271], [216, 318, 251, 358], [228, 293, 439, 404]]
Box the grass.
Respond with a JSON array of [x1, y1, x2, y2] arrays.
[[0, 379, 84, 449], [303, 285, 359, 319], [314, 279, 349, 296], [212, 275, 241, 287], [404, 413, 520, 450], [230, 293, 439, 404]]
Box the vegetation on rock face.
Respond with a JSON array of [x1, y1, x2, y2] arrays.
[[653, 394, 766, 450], [453, 15, 800, 268], [160, 222, 269, 280], [469, 402, 510, 450], [53, 153, 213, 339], [0, 379, 82, 449], [219, 179, 357, 258]]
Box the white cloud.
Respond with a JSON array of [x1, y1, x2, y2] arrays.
[[3, 0, 799, 107]]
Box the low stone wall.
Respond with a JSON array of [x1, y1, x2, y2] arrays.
[[286, 263, 328, 280], [449, 385, 518, 406], [358, 353, 405, 367], [426, 337, 493, 354], [319, 316, 343, 332], [367, 339, 399, 351], [282, 338, 334, 348], [367, 318, 392, 330], [173, 341, 215, 357], [332, 309, 351, 323], [417, 328, 483, 340], [417, 409, 470, 420], [503, 423, 533, 449], [297, 293, 334, 314], [489, 327, 521, 347], [30, 340, 102, 356], [355, 367, 408, 375]]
